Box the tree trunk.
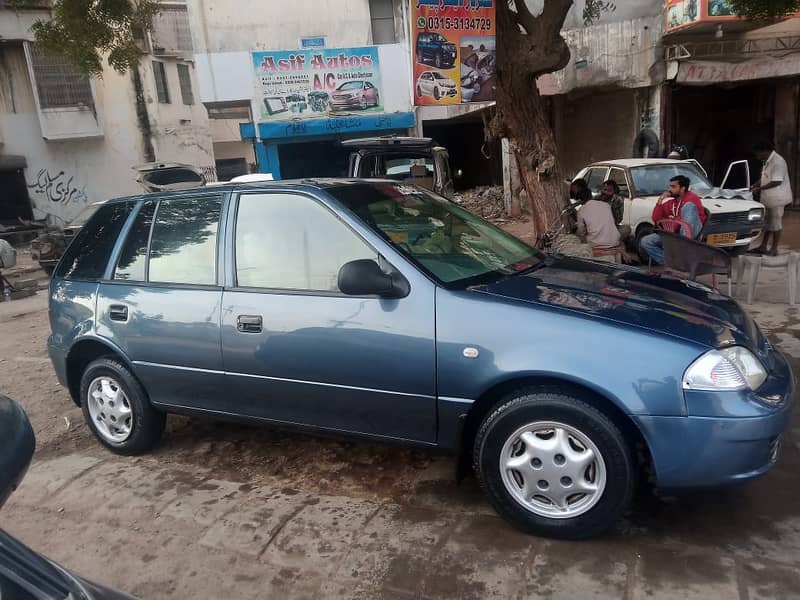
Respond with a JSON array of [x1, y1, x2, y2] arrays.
[[487, 0, 575, 238], [495, 75, 563, 235]]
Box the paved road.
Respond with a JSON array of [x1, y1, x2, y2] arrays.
[[1, 284, 799, 598]]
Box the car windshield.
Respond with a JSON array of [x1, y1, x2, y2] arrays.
[[328, 182, 542, 288], [433, 34, 447, 43], [630, 164, 713, 196], [68, 203, 103, 227], [432, 73, 446, 80], [338, 82, 363, 91]]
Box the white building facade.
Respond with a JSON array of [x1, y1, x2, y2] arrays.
[[0, 1, 214, 228]]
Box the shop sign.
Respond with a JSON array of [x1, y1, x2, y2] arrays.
[[667, 0, 800, 33], [300, 36, 326, 49], [252, 46, 382, 121], [676, 56, 800, 84], [410, 0, 496, 106]]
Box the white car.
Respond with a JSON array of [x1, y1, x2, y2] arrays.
[[416, 71, 457, 101], [573, 159, 766, 253]]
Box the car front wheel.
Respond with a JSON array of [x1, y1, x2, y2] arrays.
[[434, 87, 440, 100], [80, 357, 166, 455], [473, 388, 634, 539]]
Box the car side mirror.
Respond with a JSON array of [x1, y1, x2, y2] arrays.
[[0, 396, 35, 510], [338, 259, 409, 298]]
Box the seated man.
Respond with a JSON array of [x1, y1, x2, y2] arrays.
[[576, 188, 621, 250], [599, 180, 625, 226], [640, 175, 706, 265]]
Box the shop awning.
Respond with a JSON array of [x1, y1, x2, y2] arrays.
[[240, 112, 415, 142]]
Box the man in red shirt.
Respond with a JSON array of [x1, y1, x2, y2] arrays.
[[640, 175, 706, 265]]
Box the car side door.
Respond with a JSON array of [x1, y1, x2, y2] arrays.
[[96, 193, 227, 411], [607, 167, 632, 226], [220, 190, 437, 443]]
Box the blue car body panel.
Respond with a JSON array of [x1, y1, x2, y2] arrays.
[[46, 181, 795, 492]]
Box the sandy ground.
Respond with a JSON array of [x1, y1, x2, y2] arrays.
[[1, 226, 800, 598]]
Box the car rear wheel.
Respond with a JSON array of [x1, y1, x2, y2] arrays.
[[473, 387, 634, 539], [435, 53, 442, 68], [80, 357, 165, 455]]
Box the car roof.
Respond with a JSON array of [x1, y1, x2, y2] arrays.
[[101, 179, 395, 204], [587, 159, 699, 169]]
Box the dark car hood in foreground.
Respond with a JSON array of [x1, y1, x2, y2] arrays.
[[474, 256, 765, 353], [0, 529, 136, 600]]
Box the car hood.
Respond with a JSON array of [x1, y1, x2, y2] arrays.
[[472, 256, 766, 353]]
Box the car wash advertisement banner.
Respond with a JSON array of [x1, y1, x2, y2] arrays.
[[410, 0, 496, 106], [252, 47, 383, 121]]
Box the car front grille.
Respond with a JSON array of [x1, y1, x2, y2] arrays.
[[708, 212, 752, 226]]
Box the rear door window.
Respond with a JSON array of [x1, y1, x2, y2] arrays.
[[114, 200, 157, 281], [55, 202, 133, 280], [148, 195, 223, 285], [607, 168, 630, 198], [584, 167, 609, 195]]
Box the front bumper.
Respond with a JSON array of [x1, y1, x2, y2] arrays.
[[634, 349, 795, 490]]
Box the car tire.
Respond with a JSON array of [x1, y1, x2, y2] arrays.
[[374, 92, 379, 106], [473, 387, 635, 539], [435, 53, 442, 68], [434, 87, 440, 100], [416, 85, 422, 97], [360, 96, 367, 110], [80, 357, 166, 455]]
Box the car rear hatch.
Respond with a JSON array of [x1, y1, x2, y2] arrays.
[[133, 163, 206, 193]]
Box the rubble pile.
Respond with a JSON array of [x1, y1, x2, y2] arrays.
[[454, 186, 514, 223]]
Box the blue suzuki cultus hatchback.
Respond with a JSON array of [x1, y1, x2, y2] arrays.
[[48, 180, 794, 539]]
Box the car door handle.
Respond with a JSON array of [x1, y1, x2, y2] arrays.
[[237, 315, 263, 334], [109, 305, 128, 322]]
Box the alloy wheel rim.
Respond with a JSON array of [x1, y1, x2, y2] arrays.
[[87, 376, 133, 443], [499, 421, 607, 519]]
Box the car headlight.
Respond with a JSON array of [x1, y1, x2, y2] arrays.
[[748, 208, 765, 222], [683, 346, 767, 391]]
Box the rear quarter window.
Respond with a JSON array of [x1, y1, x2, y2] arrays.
[[55, 202, 133, 281]]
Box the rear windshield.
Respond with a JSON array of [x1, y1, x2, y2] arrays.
[[55, 202, 133, 280], [68, 203, 103, 228]]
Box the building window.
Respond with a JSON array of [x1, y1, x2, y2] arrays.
[[153, 61, 170, 104], [369, 0, 396, 44], [177, 64, 194, 105], [215, 158, 248, 181], [150, 3, 193, 55], [28, 45, 94, 109]]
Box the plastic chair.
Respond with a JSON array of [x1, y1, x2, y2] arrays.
[[655, 230, 733, 296]]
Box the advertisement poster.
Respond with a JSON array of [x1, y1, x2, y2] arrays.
[[410, 0, 496, 106], [252, 46, 382, 121], [666, 0, 700, 31]]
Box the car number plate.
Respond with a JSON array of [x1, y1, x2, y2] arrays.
[[706, 232, 737, 246]]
